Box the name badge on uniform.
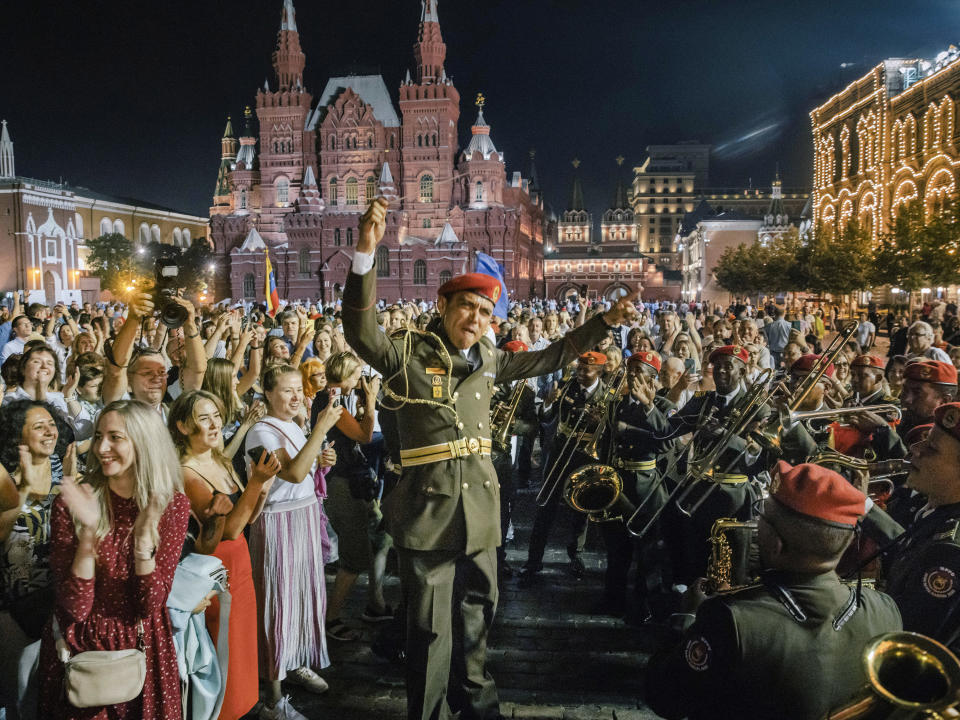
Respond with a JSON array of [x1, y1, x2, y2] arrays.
[[426, 368, 446, 375]]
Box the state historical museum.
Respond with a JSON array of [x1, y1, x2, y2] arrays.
[[210, 0, 544, 305]]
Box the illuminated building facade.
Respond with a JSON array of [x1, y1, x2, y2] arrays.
[[811, 46, 960, 241], [210, 0, 544, 305]]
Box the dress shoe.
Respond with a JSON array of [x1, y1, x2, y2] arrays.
[[518, 565, 542, 587]]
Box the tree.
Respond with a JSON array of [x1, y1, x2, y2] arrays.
[[85, 233, 135, 295], [714, 242, 766, 297], [804, 220, 873, 296], [871, 198, 960, 293]]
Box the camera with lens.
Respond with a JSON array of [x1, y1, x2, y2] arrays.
[[154, 255, 189, 329]]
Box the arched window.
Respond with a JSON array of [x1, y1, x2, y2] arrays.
[[329, 135, 336, 150], [346, 178, 358, 205], [139, 223, 150, 244], [243, 273, 255, 298], [389, 135, 395, 149], [276, 178, 290, 205], [376, 246, 390, 277], [413, 259, 427, 285], [419, 174, 434, 203], [367, 135, 373, 149], [417, 135, 423, 147], [328, 177, 338, 204], [346, 228, 353, 246], [239, 188, 247, 209], [366, 176, 376, 201], [422, 218, 432, 228], [113, 219, 124, 236], [173, 228, 182, 247], [151, 225, 161, 243], [75, 214, 84, 239], [100, 218, 112, 236], [334, 229, 341, 246], [299, 248, 310, 275], [439, 270, 452, 285], [182, 228, 191, 246], [475, 181, 483, 202]]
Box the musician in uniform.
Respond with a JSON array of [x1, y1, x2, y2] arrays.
[[521, 351, 610, 582], [883, 402, 960, 651], [490, 339, 538, 578], [597, 350, 675, 621], [343, 198, 639, 720], [646, 462, 903, 720], [900, 360, 958, 435]]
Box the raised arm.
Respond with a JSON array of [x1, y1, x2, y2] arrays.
[[173, 297, 207, 392], [102, 292, 153, 404]]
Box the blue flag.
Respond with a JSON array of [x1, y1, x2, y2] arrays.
[[474, 251, 509, 319]]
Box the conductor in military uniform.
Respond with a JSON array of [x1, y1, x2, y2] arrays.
[[646, 461, 902, 720], [343, 198, 640, 720]]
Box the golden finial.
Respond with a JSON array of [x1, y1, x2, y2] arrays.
[[616, 156, 625, 167], [572, 158, 581, 169], [475, 93, 486, 108]]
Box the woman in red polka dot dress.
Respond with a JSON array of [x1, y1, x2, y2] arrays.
[[37, 400, 189, 719]]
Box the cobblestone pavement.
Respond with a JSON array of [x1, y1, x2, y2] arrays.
[[271, 479, 665, 720]]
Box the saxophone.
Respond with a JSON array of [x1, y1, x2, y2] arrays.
[[706, 518, 760, 593]]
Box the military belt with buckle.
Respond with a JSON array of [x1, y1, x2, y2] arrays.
[[617, 458, 657, 472], [399, 437, 492, 467]]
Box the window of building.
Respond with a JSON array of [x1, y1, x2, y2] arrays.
[[346, 178, 358, 205], [329, 135, 336, 150], [100, 218, 112, 236], [419, 174, 434, 203], [423, 218, 432, 228], [276, 178, 290, 205], [346, 228, 353, 246], [439, 270, 452, 285], [417, 135, 423, 147], [299, 248, 310, 276], [376, 246, 390, 277], [239, 189, 247, 209], [367, 135, 373, 149], [183, 229, 191, 246], [475, 181, 483, 202], [243, 274, 255, 298], [413, 259, 427, 285], [366, 176, 376, 201], [75, 214, 84, 239], [173, 228, 182, 247], [113, 219, 125, 236], [46, 238, 58, 258], [334, 228, 341, 246], [151, 225, 161, 243], [328, 177, 338, 204], [139, 223, 150, 244]]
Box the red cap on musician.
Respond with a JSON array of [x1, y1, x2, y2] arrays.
[[905, 423, 934, 446], [708, 345, 750, 364], [773, 461, 866, 527], [934, 403, 960, 443], [627, 351, 661, 373], [502, 340, 528, 353], [437, 273, 502, 305], [851, 354, 885, 370], [791, 354, 835, 378], [904, 360, 958, 386], [579, 351, 607, 366]]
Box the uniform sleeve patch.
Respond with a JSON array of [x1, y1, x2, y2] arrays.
[[684, 636, 712, 672], [923, 566, 957, 599]]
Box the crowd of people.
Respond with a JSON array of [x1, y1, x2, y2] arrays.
[[1, 198, 960, 720]]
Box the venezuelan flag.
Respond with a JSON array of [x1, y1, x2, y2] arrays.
[[264, 249, 279, 317]]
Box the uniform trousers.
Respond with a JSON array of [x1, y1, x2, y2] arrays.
[[525, 448, 591, 568], [397, 545, 501, 720]]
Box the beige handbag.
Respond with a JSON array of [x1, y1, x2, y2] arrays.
[[52, 616, 147, 708]]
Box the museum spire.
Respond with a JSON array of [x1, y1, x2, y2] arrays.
[[0, 121, 14, 179], [273, 0, 305, 91], [414, 0, 447, 84]]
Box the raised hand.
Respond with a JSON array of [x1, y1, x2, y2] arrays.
[[603, 289, 641, 327], [630, 374, 656, 406], [250, 449, 281, 485], [199, 492, 234, 521], [358, 197, 389, 254], [132, 493, 166, 550], [60, 476, 100, 530], [319, 445, 337, 468], [316, 402, 344, 435], [129, 292, 155, 320]]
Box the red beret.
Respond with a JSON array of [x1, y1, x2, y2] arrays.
[[502, 340, 528, 353], [437, 273, 501, 305], [851, 354, 884, 370], [905, 423, 934, 446], [627, 351, 661, 373], [791, 354, 835, 378], [773, 461, 866, 527], [935, 403, 960, 443], [709, 345, 750, 364], [579, 351, 607, 366], [904, 360, 958, 386]]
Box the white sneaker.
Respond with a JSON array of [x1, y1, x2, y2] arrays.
[[259, 695, 309, 720], [286, 666, 330, 694]]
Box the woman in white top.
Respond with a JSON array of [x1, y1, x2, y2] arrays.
[[245, 364, 341, 720], [3, 345, 70, 421]]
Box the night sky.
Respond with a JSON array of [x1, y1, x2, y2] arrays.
[[2, 0, 955, 221]]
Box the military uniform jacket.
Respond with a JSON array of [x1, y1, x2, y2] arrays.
[[646, 571, 903, 720], [883, 502, 960, 644], [342, 269, 609, 553]]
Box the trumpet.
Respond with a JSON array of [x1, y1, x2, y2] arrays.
[[786, 404, 902, 427], [824, 632, 960, 719], [490, 380, 533, 448]]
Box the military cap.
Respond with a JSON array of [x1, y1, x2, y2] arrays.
[[502, 340, 528, 353], [934, 403, 960, 443], [579, 351, 607, 366], [852, 355, 885, 370], [905, 423, 934, 446], [708, 344, 750, 365], [437, 273, 501, 304], [773, 461, 866, 528], [627, 350, 661, 373], [791, 354, 835, 378], [904, 360, 958, 386]]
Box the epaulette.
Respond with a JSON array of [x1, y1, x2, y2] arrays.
[[934, 518, 960, 544], [714, 582, 764, 598]]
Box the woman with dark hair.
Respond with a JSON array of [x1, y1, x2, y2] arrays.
[[1, 354, 21, 400], [3, 346, 69, 419], [0, 400, 73, 718]]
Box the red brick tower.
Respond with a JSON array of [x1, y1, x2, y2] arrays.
[[255, 0, 315, 244], [399, 0, 460, 233]]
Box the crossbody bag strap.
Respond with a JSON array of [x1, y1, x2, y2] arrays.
[[258, 418, 306, 454]]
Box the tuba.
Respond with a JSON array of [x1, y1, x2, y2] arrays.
[[564, 463, 636, 523], [824, 632, 960, 719], [705, 518, 759, 593]]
